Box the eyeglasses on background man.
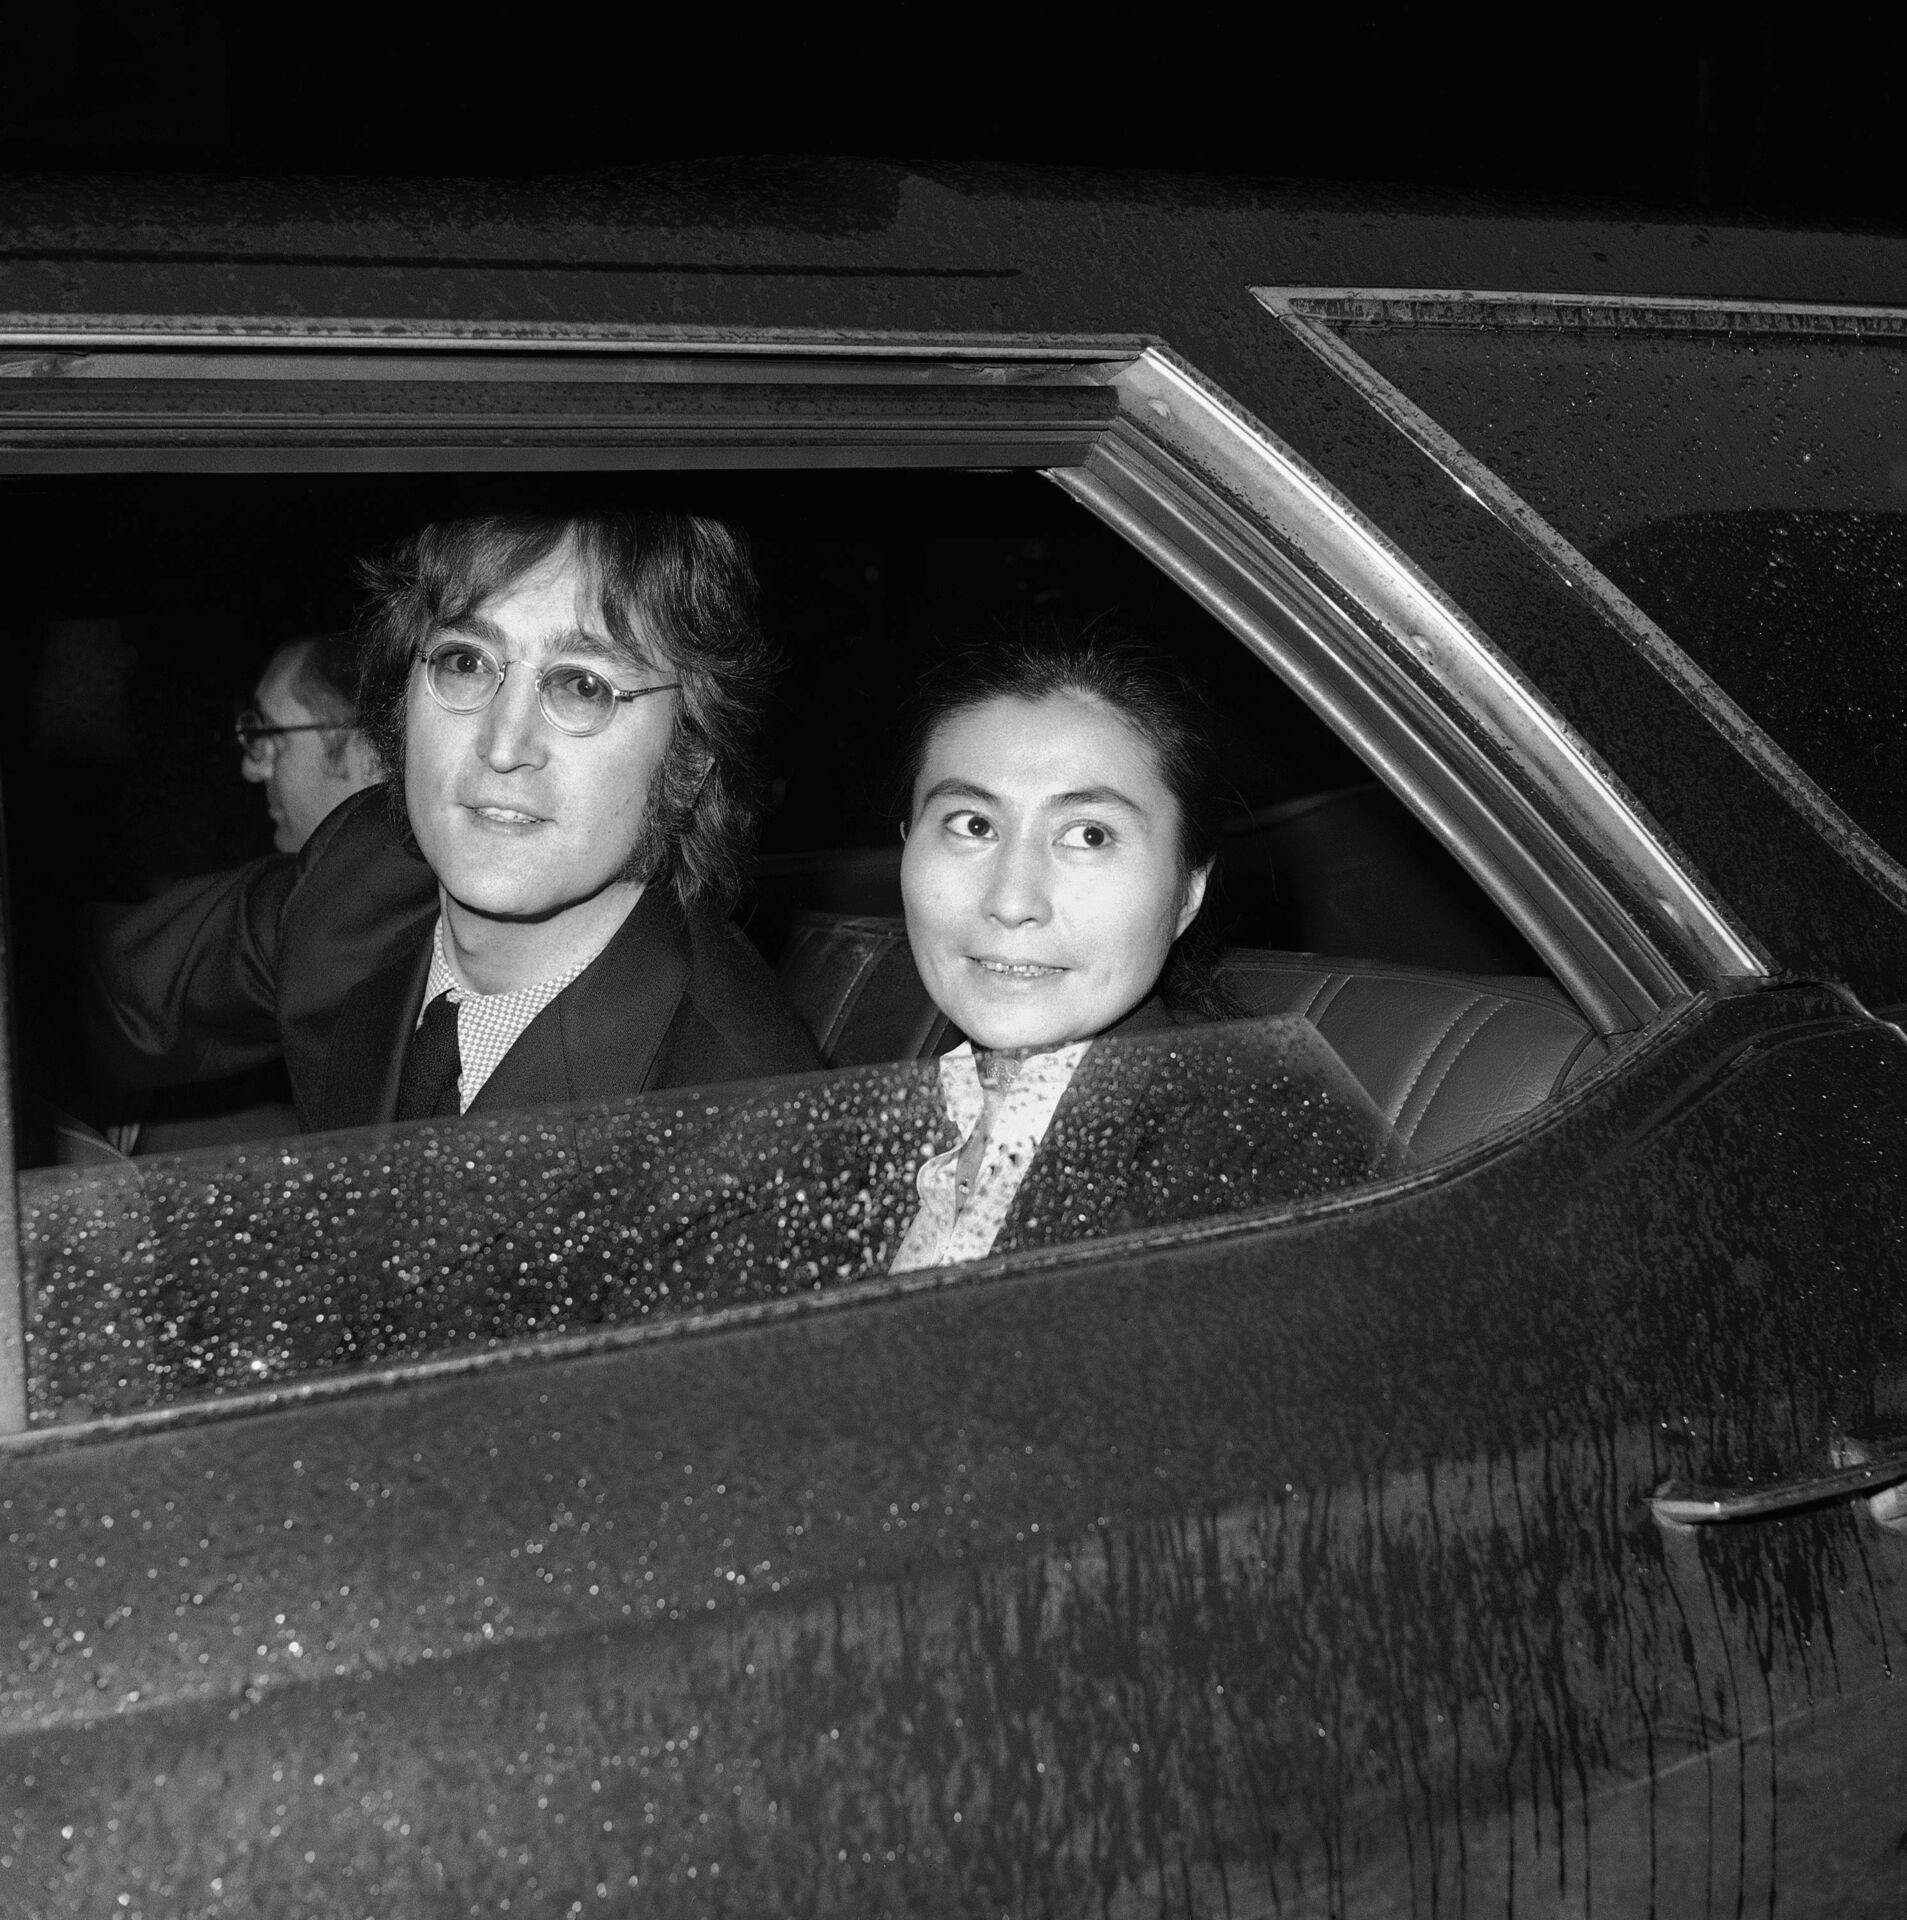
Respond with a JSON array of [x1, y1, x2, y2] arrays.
[[239, 633, 384, 852]]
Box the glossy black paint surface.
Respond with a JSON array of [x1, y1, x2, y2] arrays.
[[7, 168, 1907, 1913], [4, 983, 1905, 1912]]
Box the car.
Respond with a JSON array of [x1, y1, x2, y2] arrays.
[[3, 160, 1907, 1916]]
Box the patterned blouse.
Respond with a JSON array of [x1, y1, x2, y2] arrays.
[[890, 1039, 1090, 1271]]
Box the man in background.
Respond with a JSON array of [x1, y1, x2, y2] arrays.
[[237, 630, 383, 852], [68, 629, 381, 1155]]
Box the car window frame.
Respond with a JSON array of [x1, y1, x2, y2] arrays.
[[1256, 285, 1907, 922], [0, 315, 1766, 1439]]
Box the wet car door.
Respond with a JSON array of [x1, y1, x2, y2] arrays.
[[4, 976, 1905, 1915], [3, 197, 1907, 1914]]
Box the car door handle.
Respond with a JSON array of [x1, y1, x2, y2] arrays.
[[1649, 1447, 1907, 1527]]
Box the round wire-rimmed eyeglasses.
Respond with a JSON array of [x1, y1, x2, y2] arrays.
[[413, 639, 682, 738]]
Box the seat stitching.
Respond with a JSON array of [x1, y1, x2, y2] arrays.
[[821, 944, 890, 1055], [1389, 995, 1482, 1125], [807, 943, 849, 1049], [1399, 1004, 1501, 1145]]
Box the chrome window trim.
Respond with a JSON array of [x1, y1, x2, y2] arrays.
[[0, 316, 1764, 1434], [1252, 288, 1907, 338], [0, 966, 19, 1432], [0, 322, 1134, 475], [1059, 348, 1764, 1031], [1255, 285, 1907, 920], [0, 316, 1133, 356]]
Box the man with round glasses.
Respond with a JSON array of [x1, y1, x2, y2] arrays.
[[91, 508, 820, 1130]]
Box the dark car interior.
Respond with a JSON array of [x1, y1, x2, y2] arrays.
[[1, 468, 1602, 1172]]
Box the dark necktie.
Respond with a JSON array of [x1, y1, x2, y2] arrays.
[[394, 990, 463, 1122]]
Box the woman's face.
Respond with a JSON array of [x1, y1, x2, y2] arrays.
[[901, 691, 1208, 1052]]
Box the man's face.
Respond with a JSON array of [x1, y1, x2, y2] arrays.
[[403, 543, 681, 927], [241, 642, 362, 853]]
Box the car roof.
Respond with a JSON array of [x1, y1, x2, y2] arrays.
[[7, 157, 1907, 316]]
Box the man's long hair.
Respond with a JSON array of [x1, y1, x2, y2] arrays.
[[356, 510, 773, 914]]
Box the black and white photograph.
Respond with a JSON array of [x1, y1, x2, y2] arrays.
[[3, 7, 1907, 1914]]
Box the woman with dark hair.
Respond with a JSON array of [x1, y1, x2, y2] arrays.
[[888, 629, 1394, 1271]]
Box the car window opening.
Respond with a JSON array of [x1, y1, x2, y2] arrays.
[[2, 467, 1600, 1424]]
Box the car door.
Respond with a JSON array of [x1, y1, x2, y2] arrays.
[[4, 193, 1907, 1916]]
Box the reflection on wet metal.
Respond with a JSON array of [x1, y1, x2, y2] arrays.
[[1339, 317, 1907, 900], [1650, 1447, 1907, 1527], [6, 984, 1905, 1911], [9, 1432, 1902, 1913], [17, 1017, 1393, 1422]]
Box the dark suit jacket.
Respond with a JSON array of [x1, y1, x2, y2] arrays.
[[89, 787, 822, 1131]]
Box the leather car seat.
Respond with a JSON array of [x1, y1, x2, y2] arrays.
[[777, 911, 1610, 1162], [777, 912, 956, 1067], [1213, 949, 1609, 1162]]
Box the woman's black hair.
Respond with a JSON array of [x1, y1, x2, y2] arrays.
[[897, 622, 1243, 1021]]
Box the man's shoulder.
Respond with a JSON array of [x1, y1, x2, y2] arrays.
[[290, 786, 425, 886], [282, 789, 434, 927], [276, 786, 437, 1030], [670, 899, 824, 1080]]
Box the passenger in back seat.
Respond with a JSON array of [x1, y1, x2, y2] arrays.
[[885, 631, 1396, 1271]]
